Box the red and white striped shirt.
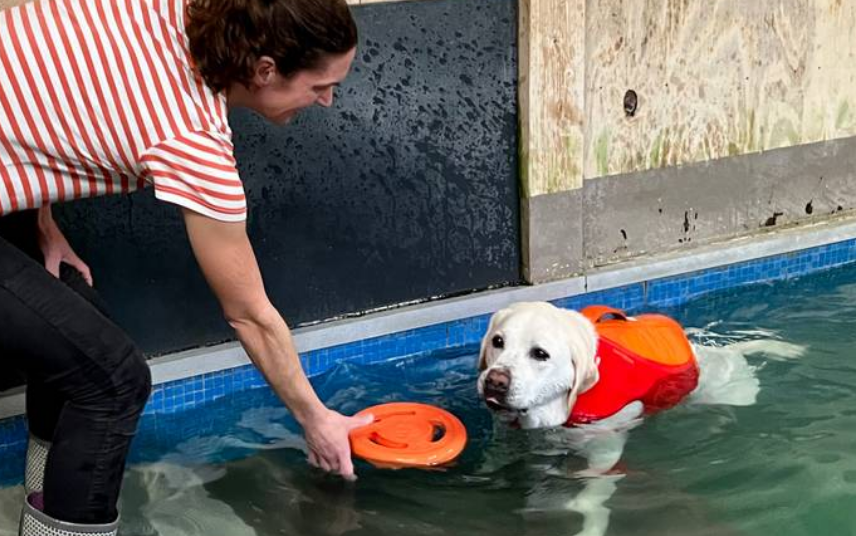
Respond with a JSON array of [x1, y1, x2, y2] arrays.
[[0, 0, 247, 222]]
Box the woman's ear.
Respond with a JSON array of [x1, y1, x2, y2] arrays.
[[251, 56, 277, 88]]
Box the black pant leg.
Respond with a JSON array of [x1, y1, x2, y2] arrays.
[[0, 230, 150, 524]]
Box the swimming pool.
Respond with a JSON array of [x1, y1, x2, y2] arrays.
[[3, 259, 854, 536]]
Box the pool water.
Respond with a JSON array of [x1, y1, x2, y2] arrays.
[[4, 262, 856, 536]]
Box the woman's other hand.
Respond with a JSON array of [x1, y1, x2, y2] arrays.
[[37, 205, 93, 286]]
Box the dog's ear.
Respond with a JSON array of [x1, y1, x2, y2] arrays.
[[478, 307, 512, 371], [576, 362, 599, 394], [561, 309, 600, 409]]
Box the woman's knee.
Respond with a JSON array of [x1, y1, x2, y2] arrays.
[[111, 348, 152, 419], [125, 351, 152, 411]]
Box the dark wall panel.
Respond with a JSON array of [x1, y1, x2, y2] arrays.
[[53, 0, 520, 356]]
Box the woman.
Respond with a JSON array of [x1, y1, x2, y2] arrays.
[[0, 0, 371, 534]]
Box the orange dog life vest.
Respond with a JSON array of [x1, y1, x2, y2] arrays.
[[566, 306, 699, 426]]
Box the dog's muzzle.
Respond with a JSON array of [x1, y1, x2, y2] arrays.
[[482, 368, 526, 414]]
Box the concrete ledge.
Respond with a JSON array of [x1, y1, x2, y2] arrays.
[[586, 215, 856, 292]]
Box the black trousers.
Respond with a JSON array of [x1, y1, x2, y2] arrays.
[[0, 211, 151, 525]]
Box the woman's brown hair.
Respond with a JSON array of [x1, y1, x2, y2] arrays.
[[186, 0, 358, 93]]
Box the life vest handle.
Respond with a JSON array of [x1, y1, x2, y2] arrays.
[[581, 305, 629, 324]]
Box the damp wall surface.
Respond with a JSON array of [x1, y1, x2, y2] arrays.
[[519, 0, 856, 282], [48, 0, 521, 356]]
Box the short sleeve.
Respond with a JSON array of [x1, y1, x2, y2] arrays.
[[140, 131, 247, 222]]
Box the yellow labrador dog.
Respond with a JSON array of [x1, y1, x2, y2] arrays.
[[476, 301, 802, 536], [478, 302, 602, 431]]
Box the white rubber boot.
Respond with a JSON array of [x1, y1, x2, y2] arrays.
[[19, 493, 119, 536], [24, 435, 50, 495]]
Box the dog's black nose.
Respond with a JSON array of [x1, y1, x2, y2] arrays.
[[484, 368, 511, 397]]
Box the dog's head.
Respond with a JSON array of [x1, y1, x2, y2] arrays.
[[476, 302, 599, 429]]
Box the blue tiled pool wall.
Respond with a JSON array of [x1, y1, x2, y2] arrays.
[[1, 237, 856, 486], [0, 417, 26, 487], [645, 239, 856, 307]]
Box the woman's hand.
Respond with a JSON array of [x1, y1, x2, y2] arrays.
[[182, 209, 376, 480], [303, 409, 374, 481], [37, 205, 93, 286]]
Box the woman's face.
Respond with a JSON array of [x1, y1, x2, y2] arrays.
[[229, 48, 356, 125]]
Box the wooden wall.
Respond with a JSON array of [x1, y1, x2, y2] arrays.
[[519, 0, 856, 194], [588, 0, 856, 178], [519, 0, 586, 196]]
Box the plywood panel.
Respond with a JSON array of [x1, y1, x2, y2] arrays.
[[585, 0, 856, 179], [519, 0, 586, 197]]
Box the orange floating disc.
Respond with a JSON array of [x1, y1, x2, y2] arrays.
[[349, 402, 467, 469]]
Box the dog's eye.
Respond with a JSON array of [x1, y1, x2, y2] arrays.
[[491, 335, 504, 349], [530, 347, 550, 361]]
